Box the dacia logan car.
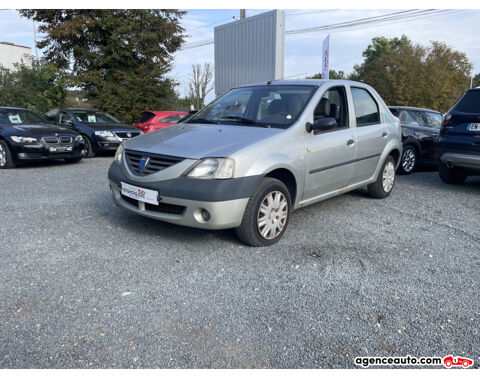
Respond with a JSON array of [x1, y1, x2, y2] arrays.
[[108, 80, 402, 246]]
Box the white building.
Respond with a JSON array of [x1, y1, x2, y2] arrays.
[[0, 42, 33, 71]]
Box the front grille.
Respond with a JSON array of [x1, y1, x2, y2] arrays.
[[120, 194, 185, 215], [115, 131, 140, 139], [42, 136, 59, 144], [125, 150, 184, 176], [42, 136, 73, 144]]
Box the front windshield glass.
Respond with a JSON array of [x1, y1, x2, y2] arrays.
[[187, 85, 317, 129], [0, 109, 46, 125], [72, 110, 121, 124]]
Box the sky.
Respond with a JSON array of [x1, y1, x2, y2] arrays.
[[1, 8, 480, 103]]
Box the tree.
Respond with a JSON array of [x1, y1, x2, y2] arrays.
[[20, 10, 186, 123], [355, 36, 472, 113], [307, 69, 347, 80], [472, 73, 480, 88], [0, 61, 70, 113], [186, 63, 214, 110]]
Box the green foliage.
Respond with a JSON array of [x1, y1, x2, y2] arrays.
[[20, 10, 186, 123], [473, 73, 480, 88], [307, 69, 347, 80], [0, 61, 70, 113]]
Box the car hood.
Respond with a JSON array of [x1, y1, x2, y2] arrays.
[[123, 123, 284, 159], [5, 124, 78, 136]]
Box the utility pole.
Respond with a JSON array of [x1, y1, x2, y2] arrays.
[[32, 20, 39, 60], [470, 76, 473, 89], [240, 9, 246, 19]]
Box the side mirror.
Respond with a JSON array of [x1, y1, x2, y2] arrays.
[[306, 117, 337, 133], [64, 119, 74, 126]]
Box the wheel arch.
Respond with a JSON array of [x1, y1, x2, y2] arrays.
[[264, 168, 298, 207]]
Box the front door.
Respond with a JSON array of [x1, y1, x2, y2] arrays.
[[303, 86, 356, 201]]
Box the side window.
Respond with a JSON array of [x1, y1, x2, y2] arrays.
[[401, 110, 421, 126], [59, 111, 74, 125], [422, 112, 442, 129], [313, 86, 349, 130], [44, 110, 58, 123], [351, 87, 380, 126], [162, 115, 180, 124]]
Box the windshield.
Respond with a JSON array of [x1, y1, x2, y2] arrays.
[[187, 85, 317, 129], [0, 109, 46, 125], [72, 110, 121, 124]]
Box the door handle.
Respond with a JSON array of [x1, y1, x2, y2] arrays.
[[381, 132, 388, 138], [347, 139, 355, 146]]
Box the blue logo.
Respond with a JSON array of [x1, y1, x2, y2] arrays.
[[138, 157, 149, 170]]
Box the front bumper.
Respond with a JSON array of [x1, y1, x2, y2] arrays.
[[109, 179, 249, 230], [11, 141, 85, 162], [108, 163, 262, 230]]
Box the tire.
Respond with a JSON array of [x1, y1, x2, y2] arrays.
[[438, 161, 467, 184], [398, 145, 417, 175], [0, 140, 17, 169], [65, 156, 82, 164], [367, 156, 396, 199], [83, 135, 95, 158], [235, 177, 291, 247]]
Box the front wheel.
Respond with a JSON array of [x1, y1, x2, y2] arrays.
[[367, 156, 396, 199], [235, 178, 291, 247], [0, 140, 16, 169], [83, 135, 95, 158], [398, 145, 417, 175]]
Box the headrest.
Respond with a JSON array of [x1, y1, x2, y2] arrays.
[[268, 99, 287, 115], [315, 98, 331, 117]]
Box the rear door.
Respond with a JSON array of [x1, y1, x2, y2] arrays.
[[350, 87, 387, 182]]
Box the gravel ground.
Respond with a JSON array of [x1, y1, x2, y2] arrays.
[[0, 157, 479, 368]]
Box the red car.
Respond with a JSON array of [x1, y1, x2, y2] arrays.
[[133, 111, 188, 133], [443, 355, 474, 368]]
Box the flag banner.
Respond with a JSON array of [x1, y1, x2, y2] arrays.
[[322, 35, 330, 80]]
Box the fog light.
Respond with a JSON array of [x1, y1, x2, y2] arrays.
[[194, 208, 211, 223], [18, 153, 27, 158], [201, 209, 210, 221]]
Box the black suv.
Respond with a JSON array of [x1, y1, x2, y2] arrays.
[[44, 108, 140, 157], [436, 88, 480, 184], [389, 106, 442, 174]]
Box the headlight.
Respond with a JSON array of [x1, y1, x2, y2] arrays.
[[114, 143, 124, 165], [185, 158, 234, 179], [75, 135, 84, 142], [10, 136, 38, 143], [94, 130, 115, 137]]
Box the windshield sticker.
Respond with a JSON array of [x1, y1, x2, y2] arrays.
[[88, 115, 97, 122], [9, 114, 22, 123]]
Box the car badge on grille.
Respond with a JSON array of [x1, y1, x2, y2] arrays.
[[127, 132, 132, 137], [138, 156, 150, 170]]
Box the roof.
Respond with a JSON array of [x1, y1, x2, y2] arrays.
[[388, 105, 442, 114], [0, 42, 31, 50], [236, 79, 376, 90]]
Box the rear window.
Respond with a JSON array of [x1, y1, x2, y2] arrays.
[[454, 91, 480, 113], [136, 112, 156, 123]]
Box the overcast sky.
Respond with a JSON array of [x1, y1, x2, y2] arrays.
[[2, 8, 480, 102]]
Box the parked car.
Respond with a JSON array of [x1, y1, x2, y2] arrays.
[[108, 80, 402, 246], [388, 106, 442, 174], [0, 107, 85, 169], [44, 108, 141, 157], [133, 111, 188, 133], [436, 88, 480, 184]]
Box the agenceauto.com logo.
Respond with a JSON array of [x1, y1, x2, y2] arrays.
[[355, 355, 474, 368]]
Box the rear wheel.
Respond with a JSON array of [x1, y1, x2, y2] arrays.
[[235, 178, 291, 247], [83, 135, 95, 158], [398, 145, 417, 175], [438, 161, 467, 184], [367, 156, 396, 199], [0, 140, 16, 169]]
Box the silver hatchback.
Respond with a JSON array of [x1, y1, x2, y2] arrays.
[[108, 80, 402, 246]]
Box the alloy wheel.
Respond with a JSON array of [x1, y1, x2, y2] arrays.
[[0, 144, 6, 167], [401, 148, 416, 173], [257, 190, 288, 240], [382, 161, 395, 193]]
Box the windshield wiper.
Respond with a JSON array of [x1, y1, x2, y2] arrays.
[[186, 118, 220, 124], [219, 116, 270, 128]]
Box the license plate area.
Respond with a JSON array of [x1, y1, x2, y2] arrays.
[[49, 146, 73, 153], [121, 182, 159, 205], [468, 123, 480, 131]]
